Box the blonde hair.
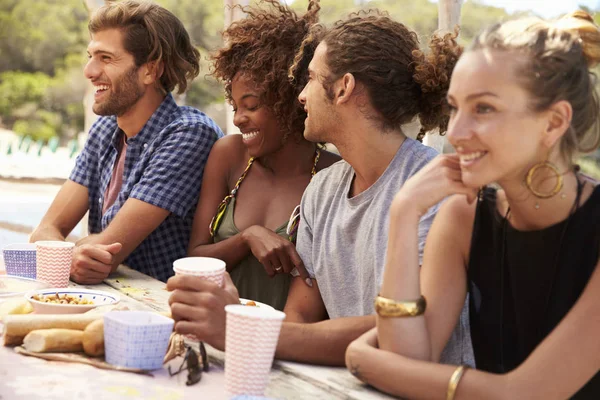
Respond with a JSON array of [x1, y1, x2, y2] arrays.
[[89, 0, 200, 94], [470, 11, 600, 161]]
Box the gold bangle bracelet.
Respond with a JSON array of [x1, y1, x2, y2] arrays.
[[374, 295, 426, 317], [446, 365, 469, 400]]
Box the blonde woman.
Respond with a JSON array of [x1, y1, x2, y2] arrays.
[[346, 11, 600, 399]]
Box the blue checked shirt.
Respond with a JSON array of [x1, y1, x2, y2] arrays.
[[70, 94, 223, 282]]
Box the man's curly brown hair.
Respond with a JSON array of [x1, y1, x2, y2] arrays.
[[211, 0, 320, 141], [290, 10, 462, 141]]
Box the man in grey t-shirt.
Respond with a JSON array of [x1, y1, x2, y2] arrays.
[[296, 138, 439, 319], [292, 139, 473, 366], [279, 15, 474, 367]]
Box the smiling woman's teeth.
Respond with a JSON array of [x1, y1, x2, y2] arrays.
[[460, 151, 486, 162], [242, 131, 259, 140]]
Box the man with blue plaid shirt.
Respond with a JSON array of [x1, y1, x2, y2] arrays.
[[30, 1, 223, 283]]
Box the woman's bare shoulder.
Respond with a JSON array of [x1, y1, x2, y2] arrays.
[[211, 134, 247, 157], [210, 134, 250, 166], [207, 134, 251, 185]]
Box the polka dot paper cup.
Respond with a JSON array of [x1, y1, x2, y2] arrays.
[[2, 243, 37, 279], [172, 257, 226, 286], [224, 305, 286, 398], [35, 241, 75, 288], [104, 311, 174, 370]]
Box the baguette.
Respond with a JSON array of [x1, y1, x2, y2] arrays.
[[3, 314, 101, 346], [23, 329, 84, 353], [82, 319, 104, 357], [3, 335, 24, 346]]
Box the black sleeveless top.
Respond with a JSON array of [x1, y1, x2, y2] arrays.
[[468, 185, 600, 399]]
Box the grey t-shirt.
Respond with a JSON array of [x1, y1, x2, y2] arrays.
[[296, 138, 475, 366]]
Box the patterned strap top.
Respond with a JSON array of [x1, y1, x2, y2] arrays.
[[209, 148, 321, 243]]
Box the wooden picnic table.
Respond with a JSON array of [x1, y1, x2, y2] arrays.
[[0, 265, 395, 400]]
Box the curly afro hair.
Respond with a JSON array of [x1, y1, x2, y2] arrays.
[[211, 0, 320, 141]]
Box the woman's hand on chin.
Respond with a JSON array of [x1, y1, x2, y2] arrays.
[[391, 154, 478, 219]]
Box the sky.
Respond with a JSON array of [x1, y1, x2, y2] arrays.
[[444, 0, 599, 18]]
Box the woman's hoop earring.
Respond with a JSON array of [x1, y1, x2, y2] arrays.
[[525, 161, 563, 199]]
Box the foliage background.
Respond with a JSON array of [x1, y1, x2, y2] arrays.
[[0, 0, 598, 175]]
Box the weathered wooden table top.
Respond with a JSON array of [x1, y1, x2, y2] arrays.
[[0, 265, 395, 400]]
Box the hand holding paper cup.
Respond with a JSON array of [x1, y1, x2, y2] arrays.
[[172, 257, 226, 341], [224, 305, 286, 398]]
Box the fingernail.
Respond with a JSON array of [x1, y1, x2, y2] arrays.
[[305, 278, 313, 288]]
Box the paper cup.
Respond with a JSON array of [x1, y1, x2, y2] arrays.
[[224, 305, 286, 398], [3, 243, 37, 279], [173, 257, 226, 286], [104, 311, 174, 370], [173, 257, 226, 341], [35, 241, 74, 288]]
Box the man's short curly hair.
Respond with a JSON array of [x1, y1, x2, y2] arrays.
[[211, 0, 320, 141], [290, 10, 462, 141]]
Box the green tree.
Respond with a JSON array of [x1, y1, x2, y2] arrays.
[[0, 71, 52, 120], [154, 0, 225, 109], [289, 0, 360, 25], [0, 0, 88, 75], [289, 0, 511, 46]]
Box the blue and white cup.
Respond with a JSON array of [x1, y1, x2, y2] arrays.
[[104, 311, 174, 370], [2, 243, 37, 279]]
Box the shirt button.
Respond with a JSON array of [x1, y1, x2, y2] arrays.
[[98, 197, 102, 204], [143, 143, 148, 149]]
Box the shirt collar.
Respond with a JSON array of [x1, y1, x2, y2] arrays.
[[109, 94, 179, 147]]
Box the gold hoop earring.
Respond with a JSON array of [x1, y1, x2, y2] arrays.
[[525, 161, 563, 199]]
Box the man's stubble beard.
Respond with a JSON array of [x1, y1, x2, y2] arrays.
[[93, 65, 145, 117]]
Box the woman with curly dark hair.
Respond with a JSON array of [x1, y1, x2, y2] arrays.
[[184, 0, 339, 310]]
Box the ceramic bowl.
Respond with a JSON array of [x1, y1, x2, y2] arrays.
[[25, 288, 120, 314]]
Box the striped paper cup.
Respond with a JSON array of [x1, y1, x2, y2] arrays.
[[35, 241, 75, 288], [172, 257, 226, 287], [173, 257, 226, 341], [224, 305, 286, 398]]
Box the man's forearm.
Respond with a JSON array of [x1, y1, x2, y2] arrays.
[[275, 315, 375, 366], [29, 225, 67, 243]]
